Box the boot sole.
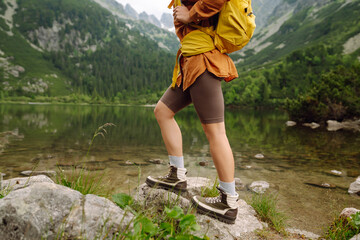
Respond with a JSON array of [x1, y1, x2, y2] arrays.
[[145, 177, 187, 194], [191, 198, 237, 224]]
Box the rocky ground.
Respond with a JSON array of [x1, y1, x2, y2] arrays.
[[0, 174, 334, 239]]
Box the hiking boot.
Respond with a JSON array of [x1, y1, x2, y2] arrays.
[[145, 165, 187, 192], [191, 187, 238, 224]]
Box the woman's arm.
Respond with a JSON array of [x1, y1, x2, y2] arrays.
[[173, 0, 226, 24], [189, 0, 226, 23]]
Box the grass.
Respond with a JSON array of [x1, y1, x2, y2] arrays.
[[86, 123, 115, 157], [0, 179, 12, 199], [200, 177, 219, 197], [54, 167, 110, 197], [248, 193, 287, 234], [54, 123, 115, 198]]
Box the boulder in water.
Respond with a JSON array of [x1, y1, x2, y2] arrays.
[[348, 176, 360, 195], [249, 181, 270, 194]]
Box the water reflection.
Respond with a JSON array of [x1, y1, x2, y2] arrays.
[[0, 103, 359, 234]]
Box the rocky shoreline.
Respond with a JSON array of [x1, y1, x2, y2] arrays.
[[0, 174, 336, 240]]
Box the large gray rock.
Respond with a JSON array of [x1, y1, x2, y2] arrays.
[[134, 177, 265, 240], [135, 183, 191, 210], [348, 177, 360, 195], [1, 175, 54, 191], [0, 182, 133, 239], [134, 176, 212, 207], [64, 194, 133, 239]]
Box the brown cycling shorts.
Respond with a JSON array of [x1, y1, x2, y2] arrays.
[[160, 70, 224, 124]]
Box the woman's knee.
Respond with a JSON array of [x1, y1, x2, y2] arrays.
[[202, 122, 227, 140], [154, 101, 174, 121]]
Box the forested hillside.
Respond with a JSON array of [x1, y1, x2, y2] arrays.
[[224, 0, 360, 121], [0, 0, 175, 102]]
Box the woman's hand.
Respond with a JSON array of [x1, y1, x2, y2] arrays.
[[173, 5, 192, 24]]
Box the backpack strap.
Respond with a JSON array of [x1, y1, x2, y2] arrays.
[[168, 0, 182, 9]]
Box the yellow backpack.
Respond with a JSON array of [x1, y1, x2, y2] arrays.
[[168, 0, 256, 54], [212, 0, 256, 53]]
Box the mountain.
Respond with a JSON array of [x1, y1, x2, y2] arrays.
[[161, 13, 174, 30], [138, 12, 161, 28], [236, 0, 360, 67], [0, 0, 175, 100], [123, 3, 174, 31], [92, 0, 178, 52], [124, 4, 138, 19], [251, 0, 281, 30]]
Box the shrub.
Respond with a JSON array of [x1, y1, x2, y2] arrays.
[[286, 65, 360, 122]]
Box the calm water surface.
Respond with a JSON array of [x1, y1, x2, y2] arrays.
[[0, 103, 359, 234]]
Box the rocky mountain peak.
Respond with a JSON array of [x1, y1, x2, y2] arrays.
[[161, 13, 173, 29], [124, 3, 138, 19]]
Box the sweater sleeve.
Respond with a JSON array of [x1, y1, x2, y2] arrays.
[[188, 0, 226, 23]]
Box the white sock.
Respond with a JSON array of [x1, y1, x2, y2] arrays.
[[219, 180, 237, 196], [169, 155, 184, 169]]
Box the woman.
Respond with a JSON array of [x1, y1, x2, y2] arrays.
[[146, 0, 239, 224]]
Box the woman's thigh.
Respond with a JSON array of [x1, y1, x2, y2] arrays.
[[159, 85, 192, 114], [189, 71, 224, 124]]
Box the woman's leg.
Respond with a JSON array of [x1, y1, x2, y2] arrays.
[[154, 101, 183, 157], [190, 71, 237, 196], [202, 122, 234, 183], [146, 90, 190, 191], [189, 72, 238, 223]]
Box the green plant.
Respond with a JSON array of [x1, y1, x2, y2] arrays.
[[350, 212, 360, 232], [325, 212, 360, 240], [86, 123, 115, 157], [0, 185, 12, 199], [249, 193, 287, 233], [55, 167, 109, 197], [200, 177, 219, 197], [112, 193, 207, 240], [113, 193, 134, 210]]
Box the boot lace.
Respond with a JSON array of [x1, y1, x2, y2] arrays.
[[159, 166, 174, 179], [159, 172, 170, 179], [205, 195, 221, 204]]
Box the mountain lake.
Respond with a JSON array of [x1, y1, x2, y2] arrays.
[[0, 103, 359, 234]]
